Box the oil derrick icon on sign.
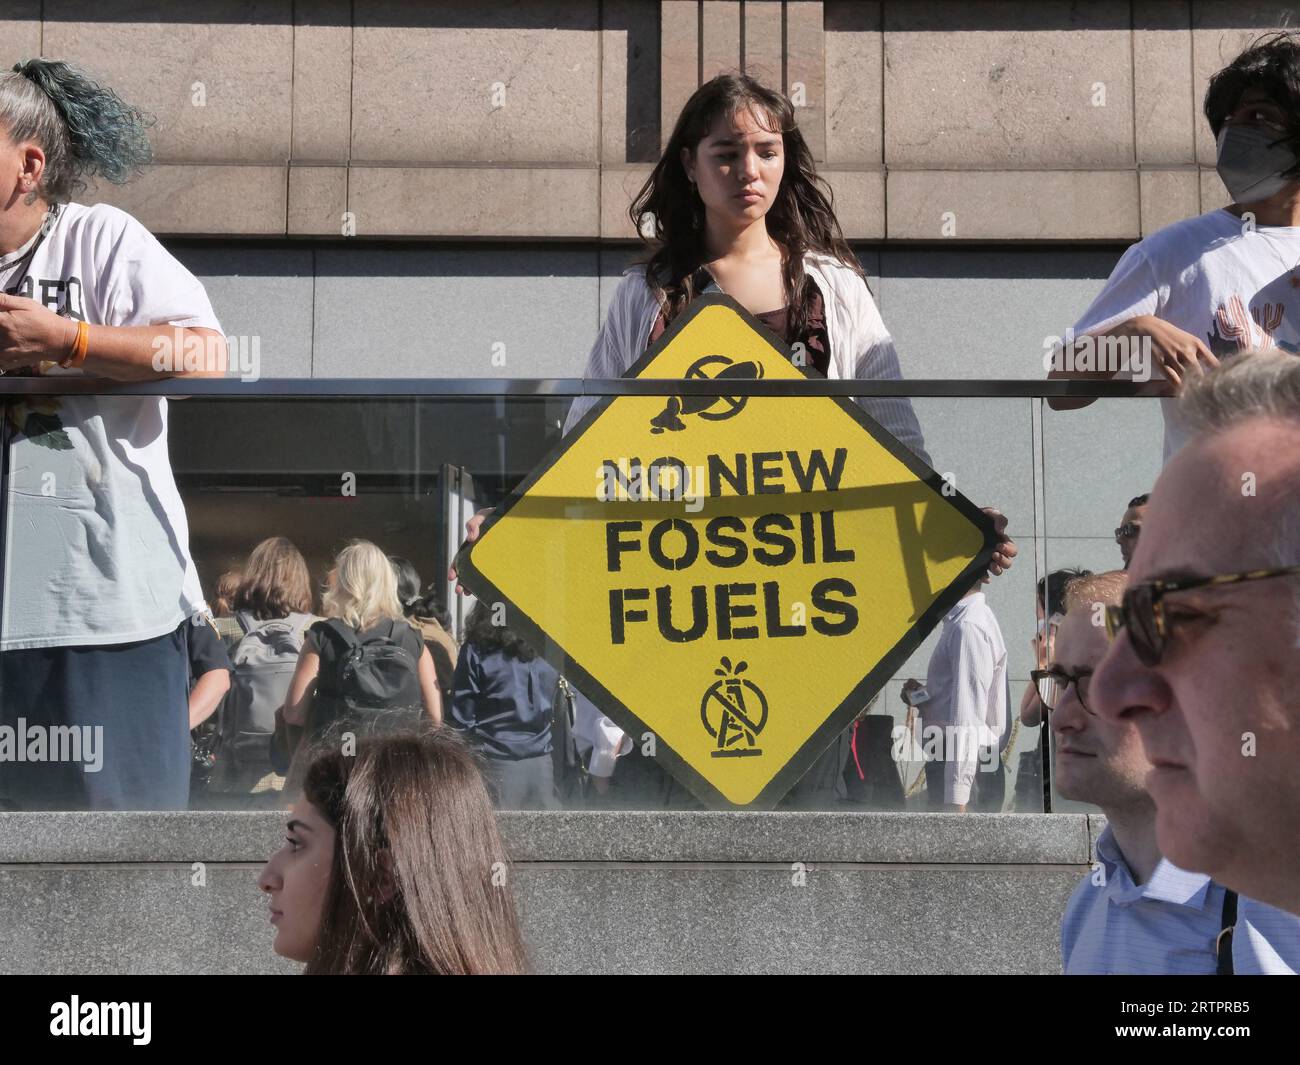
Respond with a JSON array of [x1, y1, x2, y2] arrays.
[[701, 657, 769, 758], [650, 354, 764, 433]]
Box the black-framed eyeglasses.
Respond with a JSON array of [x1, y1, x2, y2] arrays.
[[1104, 565, 1300, 667], [1031, 668, 1093, 713], [1113, 522, 1141, 542]]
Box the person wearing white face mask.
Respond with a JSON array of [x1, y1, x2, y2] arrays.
[[1047, 32, 1300, 464]]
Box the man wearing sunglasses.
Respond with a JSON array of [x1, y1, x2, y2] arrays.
[[1047, 572, 1297, 973], [1092, 352, 1300, 973], [1114, 494, 1148, 570]]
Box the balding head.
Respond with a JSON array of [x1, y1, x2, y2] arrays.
[[1063, 570, 1128, 614], [1091, 351, 1300, 913], [1179, 349, 1300, 574]]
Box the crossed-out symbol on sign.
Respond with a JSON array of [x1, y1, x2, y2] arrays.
[[700, 657, 769, 758], [649, 354, 766, 433]]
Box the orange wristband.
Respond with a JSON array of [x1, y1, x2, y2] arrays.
[[59, 319, 90, 369]]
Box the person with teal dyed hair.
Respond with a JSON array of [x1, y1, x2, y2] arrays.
[[0, 59, 228, 811]]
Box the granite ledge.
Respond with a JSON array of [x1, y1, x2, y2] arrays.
[[0, 811, 1091, 866]]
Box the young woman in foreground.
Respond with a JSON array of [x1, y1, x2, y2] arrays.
[[258, 732, 529, 974]]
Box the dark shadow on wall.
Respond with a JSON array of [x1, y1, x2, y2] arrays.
[[37, 0, 1286, 32], [163, 240, 1125, 282], [169, 239, 648, 280], [608, 0, 661, 161], [877, 245, 1127, 282], [166, 240, 606, 278]]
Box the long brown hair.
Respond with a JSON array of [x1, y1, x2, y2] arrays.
[[302, 732, 529, 975], [631, 72, 863, 344], [232, 536, 313, 620], [212, 569, 242, 617]]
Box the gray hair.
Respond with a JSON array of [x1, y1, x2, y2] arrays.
[[1181, 350, 1300, 632], [1062, 569, 1128, 613], [1180, 348, 1300, 431], [0, 59, 153, 203]]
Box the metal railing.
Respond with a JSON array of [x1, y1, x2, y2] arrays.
[[0, 377, 1165, 398]]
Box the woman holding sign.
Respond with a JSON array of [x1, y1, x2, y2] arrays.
[[564, 73, 927, 454], [451, 74, 1014, 579]]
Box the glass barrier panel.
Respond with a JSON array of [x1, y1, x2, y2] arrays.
[[0, 386, 1149, 814], [1040, 394, 1166, 817]]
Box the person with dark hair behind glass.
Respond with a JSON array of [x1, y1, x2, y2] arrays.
[[448, 601, 558, 808], [1020, 568, 1094, 730], [185, 611, 232, 804], [447, 601, 574, 809], [1013, 567, 1092, 812], [1050, 32, 1300, 463], [389, 555, 459, 704], [1115, 493, 1149, 570]]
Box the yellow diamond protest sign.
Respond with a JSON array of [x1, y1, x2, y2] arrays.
[[459, 294, 996, 808]]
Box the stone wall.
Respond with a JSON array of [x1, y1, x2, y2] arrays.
[[0, 811, 1099, 974], [0, 1, 1288, 238]]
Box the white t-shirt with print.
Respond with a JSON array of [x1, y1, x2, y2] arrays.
[[1, 201, 221, 651], [1069, 208, 1300, 462]]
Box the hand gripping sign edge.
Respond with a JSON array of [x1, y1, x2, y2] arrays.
[[456, 293, 998, 810]]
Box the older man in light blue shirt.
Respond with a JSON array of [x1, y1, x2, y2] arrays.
[[1062, 823, 1297, 974], [1047, 572, 1299, 974]]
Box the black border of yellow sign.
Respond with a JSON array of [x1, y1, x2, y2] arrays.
[[458, 293, 999, 809]]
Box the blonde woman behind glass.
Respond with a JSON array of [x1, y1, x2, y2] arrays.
[[281, 541, 443, 793]]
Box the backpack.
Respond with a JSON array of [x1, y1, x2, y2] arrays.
[[307, 618, 427, 743], [550, 675, 587, 804], [213, 610, 315, 790], [842, 714, 904, 809]]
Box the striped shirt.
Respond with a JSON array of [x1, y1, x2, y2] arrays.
[[920, 592, 1008, 806], [1061, 824, 1300, 974]]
